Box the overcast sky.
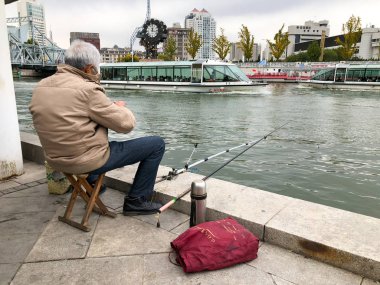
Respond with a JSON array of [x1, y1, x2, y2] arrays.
[[5, 0, 380, 50]]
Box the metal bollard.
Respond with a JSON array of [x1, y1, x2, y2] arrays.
[[190, 180, 207, 227]]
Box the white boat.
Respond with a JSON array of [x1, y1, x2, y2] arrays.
[[100, 60, 266, 93], [302, 63, 380, 91]]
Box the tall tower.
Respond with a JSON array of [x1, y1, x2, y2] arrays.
[[185, 8, 216, 59], [17, 0, 46, 45]]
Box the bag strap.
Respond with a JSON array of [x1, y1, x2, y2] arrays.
[[168, 250, 181, 267]]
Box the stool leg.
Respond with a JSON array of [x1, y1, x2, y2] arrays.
[[80, 174, 105, 226], [80, 175, 116, 218], [58, 174, 91, 232]]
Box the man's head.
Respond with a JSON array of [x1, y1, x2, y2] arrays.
[[64, 40, 100, 75]]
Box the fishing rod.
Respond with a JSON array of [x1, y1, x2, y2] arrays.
[[157, 122, 289, 182], [156, 122, 289, 227]]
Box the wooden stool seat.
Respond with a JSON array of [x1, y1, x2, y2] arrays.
[[58, 173, 116, 232]]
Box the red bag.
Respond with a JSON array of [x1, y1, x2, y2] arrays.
[[171, 217, 259, 273]]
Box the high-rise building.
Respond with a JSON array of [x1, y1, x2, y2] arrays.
[[286, 20, 330, 58], [16, 0, 47, 45], [70, 32, 100, 51], [185, 8, 216, 59], [164, 23, 190, 60]]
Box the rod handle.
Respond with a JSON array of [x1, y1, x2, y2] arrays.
[[158, 198, 176, 213]]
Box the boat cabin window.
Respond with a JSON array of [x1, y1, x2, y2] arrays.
[[312, 69, 334, 81], [174, 66, 191, 82], [113, 67, 127, 81], [127, 67, 141, 81], [142, 67, 157, 81], [363, 69, 380, 82], [203, 65, 249, 82], [157, 66, 174, 82], [346, 69, 365, 82], [191, 64, 202, 83], [335, 68, 346, 82], [101, 67, 113, 80]]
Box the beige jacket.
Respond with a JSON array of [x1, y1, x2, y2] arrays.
[[29, 64, 136, 174]]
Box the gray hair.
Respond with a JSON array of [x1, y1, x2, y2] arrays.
[[64, 40, 100, 71]]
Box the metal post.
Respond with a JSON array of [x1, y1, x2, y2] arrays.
[[0, 2, 24, 179], [190, 180, 207, 227]]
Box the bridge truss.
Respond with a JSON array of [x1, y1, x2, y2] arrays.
[[7, 16, 65, 67]]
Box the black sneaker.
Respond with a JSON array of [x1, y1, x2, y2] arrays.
[[123, 196, 162, 216]]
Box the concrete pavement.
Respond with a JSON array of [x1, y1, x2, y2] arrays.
[[1, 160, 379, 285]]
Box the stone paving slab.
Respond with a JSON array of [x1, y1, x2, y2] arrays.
[[133, 208, 189, 232], [99, 186, 125, 210], [0, 263, 20, 285], [265, 199, 380, 281], [248, 243, 362, 285], [0, 211, 52, 235], [0, 233, 40, 263], [0, 195, 65, 215], [25, 218, 97, 262], [87, 215, 177, 258], [12, 256, 144, 285], [3, 183, 49, 198], [0, 180, 20, 191], [9, 160, 46, 185], [143, 253, 281, 285], [170, 219, 191, 235], [363, 279, 380, 285]]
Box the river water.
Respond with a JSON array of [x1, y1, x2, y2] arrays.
[[14, 79, 380, 218]]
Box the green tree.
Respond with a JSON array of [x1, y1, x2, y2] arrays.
[[212, 28, 230, 60], [335, 15, 362, 60], [285, 52, 309, 62], [185, 29, 202, 60], [307, 41, 321, 61], [159, 36, 177, 61], [118, 54, 140, 62], [238, 25, 254, 62], [267, 24, 290, 61], [323, 49, 340, 61]]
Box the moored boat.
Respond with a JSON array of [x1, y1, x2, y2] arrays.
[[100, 60, 266, 93], [302, 63, 380, 90]]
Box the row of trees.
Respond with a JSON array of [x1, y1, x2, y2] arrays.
[[121, 15, 367, 63], [158, 25, 256, 61]]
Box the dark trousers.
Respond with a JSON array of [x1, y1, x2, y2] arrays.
[[87, 136, 165, 199]]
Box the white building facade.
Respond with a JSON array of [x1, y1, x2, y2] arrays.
[[286, 20, 330, 58], [358, 26, 380, 59], [16, 0, 46, 45], [185, 8, 216, 60]]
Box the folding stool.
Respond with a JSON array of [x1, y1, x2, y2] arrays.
[[58, 173, 116, 232]]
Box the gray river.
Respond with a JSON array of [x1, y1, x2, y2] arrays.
[[14, 79, 380, 218]]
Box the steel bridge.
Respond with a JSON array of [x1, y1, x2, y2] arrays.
[[7, 16, 65, 68]]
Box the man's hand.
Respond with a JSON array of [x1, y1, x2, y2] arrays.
[[114, 101, 126, 107]]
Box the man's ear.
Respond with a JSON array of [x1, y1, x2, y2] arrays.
[[83, 65, 93, 74]]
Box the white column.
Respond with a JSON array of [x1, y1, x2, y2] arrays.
[[0, 2, 23, 179]]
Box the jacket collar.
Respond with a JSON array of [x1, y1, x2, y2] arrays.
[[57, 64, 100, 84]]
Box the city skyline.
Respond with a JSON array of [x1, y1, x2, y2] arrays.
[[5, 0, 380, 50]]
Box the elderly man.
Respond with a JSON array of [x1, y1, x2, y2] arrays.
[[29, 40, 165, 215]]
